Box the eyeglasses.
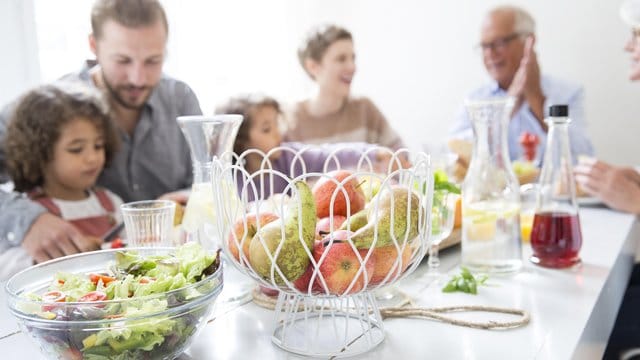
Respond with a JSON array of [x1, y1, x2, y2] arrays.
[[476, 33, 525, 53]]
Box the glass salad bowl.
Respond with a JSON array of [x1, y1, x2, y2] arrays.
[[5, 244, 222, 360]]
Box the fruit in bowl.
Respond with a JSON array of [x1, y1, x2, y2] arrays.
[[228, 212, 279, 263], [313, 231, 375, 296], [249, 181, 316, 285], [367, 244, 411, 285], [5, 243, 222, 360], [316, 215, 347, 235], [312, 170, 365, 218]]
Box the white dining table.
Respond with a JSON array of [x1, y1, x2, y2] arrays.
[[1, 205, 638, 359]]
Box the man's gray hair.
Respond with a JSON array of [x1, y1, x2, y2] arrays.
[[513, 7, 535, 34], [491, 5, 536, 34]]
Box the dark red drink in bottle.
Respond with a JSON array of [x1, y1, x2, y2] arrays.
[[530, 105, 583, 269], [530, 212, 582, 268]]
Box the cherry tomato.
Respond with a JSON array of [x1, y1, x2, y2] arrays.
[[110, 238, 124, 249], [78, 291, 108, 302], [89, 273, 116, 285], [41, 290, 65, 311], [519, 132, 540, 146]]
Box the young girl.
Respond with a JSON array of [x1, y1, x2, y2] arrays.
[[2, 82, 122, 277], [217, 94, 399, 201], [286, 24, 405, 150]]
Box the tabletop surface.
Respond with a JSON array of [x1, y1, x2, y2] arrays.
[[1, 205, 638, 360]]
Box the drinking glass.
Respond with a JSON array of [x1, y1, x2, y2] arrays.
[[428, 191, 458, 270], [121, 200, 176, 247], [519, 184, 538, 243]]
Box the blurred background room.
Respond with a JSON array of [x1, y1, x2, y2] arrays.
[[1, 0, 638, 165]]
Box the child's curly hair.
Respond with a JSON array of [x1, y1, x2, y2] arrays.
[[5, 82, 120, 192], [215, 93, 281, 156]]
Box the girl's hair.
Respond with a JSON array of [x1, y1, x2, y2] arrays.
[[215, 94, 281, 156], [297, 24, 352, 79], [5, 82, 120, 192]]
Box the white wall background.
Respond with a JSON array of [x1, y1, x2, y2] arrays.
[[1, 0, 638, 165], [0, 1, 40, 104]]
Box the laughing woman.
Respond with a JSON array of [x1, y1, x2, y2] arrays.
[[285, 24, 405, 150]]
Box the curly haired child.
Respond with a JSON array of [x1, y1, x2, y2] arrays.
[[2, 82, 122, 276]]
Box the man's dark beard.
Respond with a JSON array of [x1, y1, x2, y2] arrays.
[[102, 75, 150, 111]]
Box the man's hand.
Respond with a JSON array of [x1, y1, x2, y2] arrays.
[[21, 213, 102, 263], [158, 190, 190, 206], [508, 36, 546, 126], [575, 158, 640, 214]]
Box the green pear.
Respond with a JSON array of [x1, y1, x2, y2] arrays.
[[339, 208, 369, 232], [350, 186, 421, 249], [249, 181, 316, 285], [360, 175, 382, 203]]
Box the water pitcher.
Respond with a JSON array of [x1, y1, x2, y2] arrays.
[[461, 97, 522, 273], [177, 115, 242, 250]]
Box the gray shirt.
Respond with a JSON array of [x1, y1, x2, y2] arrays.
[[61, 63, 202, 202]]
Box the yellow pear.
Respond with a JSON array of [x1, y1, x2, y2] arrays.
[[351, 186, 421, 249], [249, 181, 316, 285]]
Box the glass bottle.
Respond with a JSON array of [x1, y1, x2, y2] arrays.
[[530, 105, 582, 268], [177, 115, 242, 250], [461, 97, 522, 273]]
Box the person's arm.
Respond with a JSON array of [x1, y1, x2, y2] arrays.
[[0, 190, 45, 248], [0, 190, 101, 262], [510, 37, 546, 130], [575, 159, 640, 214]]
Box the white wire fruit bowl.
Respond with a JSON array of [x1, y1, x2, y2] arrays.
[[212, 145, 434, 358]]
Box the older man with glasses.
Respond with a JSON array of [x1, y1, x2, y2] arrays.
[[449, 5, 594, 163]]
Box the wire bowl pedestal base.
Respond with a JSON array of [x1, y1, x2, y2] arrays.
[[272, 292, 385, 358]]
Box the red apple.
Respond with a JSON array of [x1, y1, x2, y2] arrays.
[[312, 170, 365, 218], [316, 215, 347, 235], [314, 231, 375, 296], [292, 242, 323, 294], [368, 245, 412, 285], [228, 212, 279, 263]]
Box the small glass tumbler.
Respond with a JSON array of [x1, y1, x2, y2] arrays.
[[121, 200, 176, 247], [519, 184, 538, 243]]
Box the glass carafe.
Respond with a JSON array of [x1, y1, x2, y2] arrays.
[[179, 115, 251, 308], [461, 97, 522, 273], [530, 105, 582, 268], [177, 115, 242, 250]]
